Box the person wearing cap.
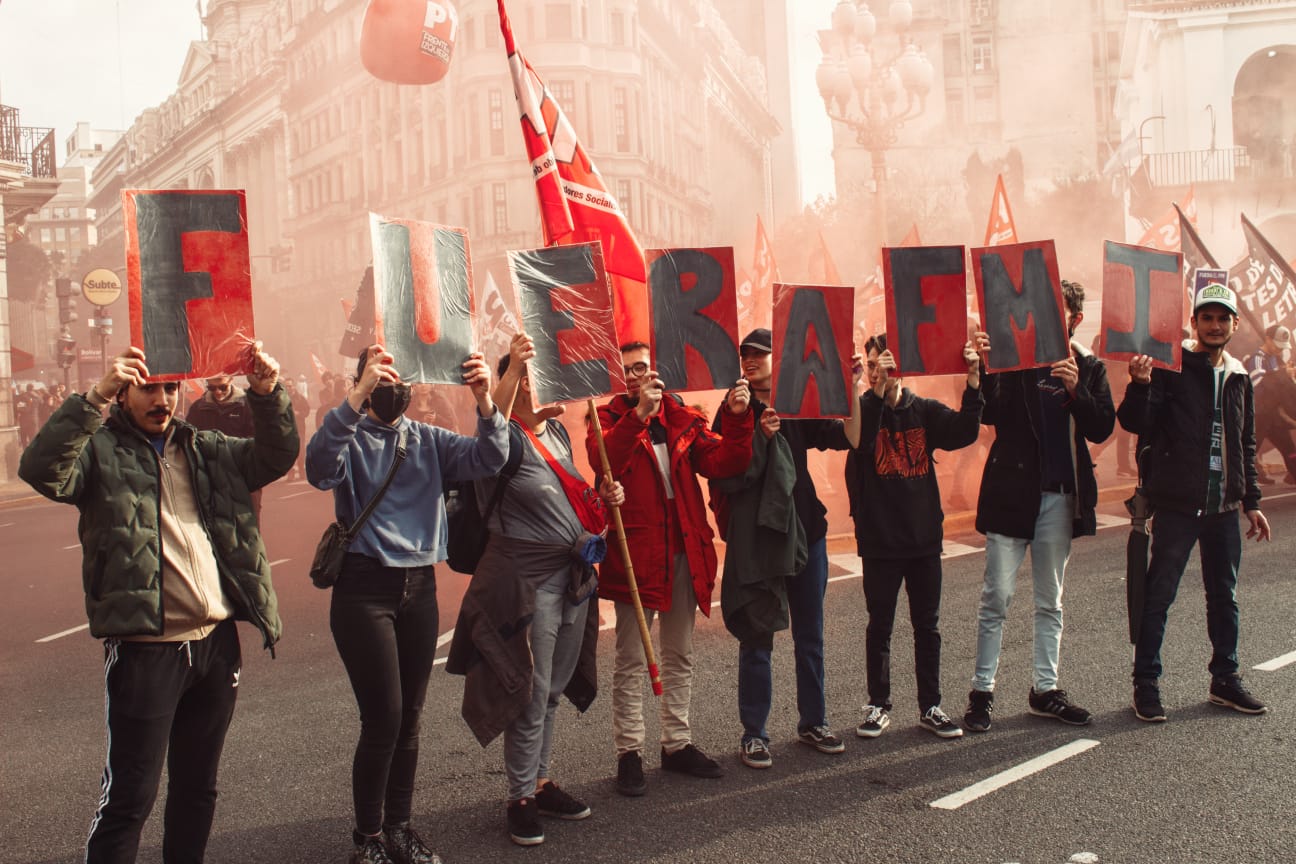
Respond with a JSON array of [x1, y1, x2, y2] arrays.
[[590, 341, 753, 796], [1119, 281, 1271, 722], [1248, 324, 1295, 484], [964, 279, 1114, 733], [1244, 323, 1291, 388], [18, 344, 297, 864], [709, 328, 850, 770]]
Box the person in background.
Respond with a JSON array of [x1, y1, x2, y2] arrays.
[[964, 280, 1115, 732], [284, 376, 311, 479], [591, 341, 753, 797], [307, 344, 510, 864], [1118, 282, 1271, 722], [845, 333, 984, 741], [18, 344, 297, 864]]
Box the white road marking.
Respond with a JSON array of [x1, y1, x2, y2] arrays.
[[437, 630, 455, 648], [62, 543, 80, 550], [279, 490, 315, 500], [0, 522, 14, 528], [929, 738, 1100, 810], [434, 655, 447, 666], [1253, 650, 1296, 672], [36, 623, 90, 643], [942, 541, 983, 559], [268, 558, 290, 567], [1094, 513, 1127, 529]]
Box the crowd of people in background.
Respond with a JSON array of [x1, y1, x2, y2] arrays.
[[12, 275, 1288, 864]]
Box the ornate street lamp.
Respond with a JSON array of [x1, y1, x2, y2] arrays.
[[816, 0, 934, 244]]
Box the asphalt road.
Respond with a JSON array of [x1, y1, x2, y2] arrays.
[[2, 479, 1294, 864]]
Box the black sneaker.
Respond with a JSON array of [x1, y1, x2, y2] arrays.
[[1132, 678, 1167, 722], [382, 824, 441, 864], [660, 743, 724, 778], [1028, 688, 1092, 725], [856, 705, 891, 738], [507, 797, 544, 846], [1209, 674, 1268, 714], [798, 725, 846, 754], [963, 690, 993, 733], [615, 750, 647, 797], [535, 781, 591, 820], [919, 705, 964, 738], [350, 833, 395, 864], [740, 737, 773, 769]]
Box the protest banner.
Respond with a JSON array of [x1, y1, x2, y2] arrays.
[[883, 245, 968, 376], [647, 247, 740, 392], [972, 240, 1069, 372], [1100, 241, 1183, 370], [771, 282, 855, 418]]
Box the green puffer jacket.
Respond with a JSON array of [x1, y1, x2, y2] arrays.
[[18, 387, 299, 650]]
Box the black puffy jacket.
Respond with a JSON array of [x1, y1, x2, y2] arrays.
[[975, 342, 1115, 539], [1117, 347, 1260, 516]]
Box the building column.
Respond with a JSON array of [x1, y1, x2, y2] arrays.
[[0, 187, 19, 481]]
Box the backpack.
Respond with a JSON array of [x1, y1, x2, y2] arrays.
[[444, 420, 571, 574]]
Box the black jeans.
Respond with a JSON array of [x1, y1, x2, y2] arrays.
[[1134, 508, 1241, 681], [86, 619, 241, 864], [330, 554, 439, 835], [862, 555, 943, 712]]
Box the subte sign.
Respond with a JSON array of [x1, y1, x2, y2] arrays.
[[81, 268, 123, 307]]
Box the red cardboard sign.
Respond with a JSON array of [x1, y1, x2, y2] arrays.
[[124, 189, 254, 380], [972, 240, 1069, 373], [647, 247, 740, 393], [883, 245, 968, 376], [1099, 241, 1183, 371], [771, 283, 856, 418]]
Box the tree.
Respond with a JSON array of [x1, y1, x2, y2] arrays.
[[4, 232, 52, 304]]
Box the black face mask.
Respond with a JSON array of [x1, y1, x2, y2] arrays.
[[368, 384, 411, 424]]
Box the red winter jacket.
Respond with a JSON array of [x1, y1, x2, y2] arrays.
[[589, 394, 753, 614]]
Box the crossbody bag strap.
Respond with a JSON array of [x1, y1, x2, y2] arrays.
[[346, 426, 409, 541], [480, 421, 525, 528]]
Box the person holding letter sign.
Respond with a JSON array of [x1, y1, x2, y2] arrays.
[[965, 280, 1114, 732], [844, 333, 985, 740], [591, 342, 754, 796], [1117, 282, 1270, 722], [306, 345, 509, 864], [18, 343, 297, 864], [710, 328, 851, 770]]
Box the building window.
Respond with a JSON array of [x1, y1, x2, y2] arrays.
[[614, 87, 629, 152], [545, 3, 573, 39], [472, 187, 485, 236], [971, 35, 993, 73], [973, 85, 996, 123], [609, 10, 625, 45], [68, 206, 79, 218], [71, 226, 81, 242], [463, 16, 475, 50], [40, 228, 51, 243], [489, 89, 505, 156], [53, 206, 65, 219], [616, 179, 631, 216], [54, 227, 65, 242], [551, 80, 575, 107], [493, 183, 508, 234], [943, 34, 962, 77], [946, 89, 965, 130], [485, 16, 499, 47]]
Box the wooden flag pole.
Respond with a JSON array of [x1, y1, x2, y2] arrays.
[[587, 398, 663, 696]]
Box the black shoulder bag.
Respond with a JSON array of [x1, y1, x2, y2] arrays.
[[309, 427, 409, 589]]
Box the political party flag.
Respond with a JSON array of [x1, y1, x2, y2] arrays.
[[1235, 212, 1296, 345], [808, 230, 842, 285], [983, 174, 1019, 247], [1138, 187, 1196, 253], [497, 0, 647, 344], [900, 223, 922, 247], [310, 352, 329, 382], [739, 214, 779, 335]]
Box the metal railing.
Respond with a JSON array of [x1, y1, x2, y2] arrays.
[[1144, 147, 1251, 186], [0, 104, 56, 179]]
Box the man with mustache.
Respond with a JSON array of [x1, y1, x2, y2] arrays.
[[18, 343, 298, 864]]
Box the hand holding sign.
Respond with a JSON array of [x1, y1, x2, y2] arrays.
[[871, 349, 897, 399], [94, 347, 150, 401], [964, 335, 986, 389], [348, 345, 399, 414], [461, 352, 495, 416], [246, 341, 281, 396], [1050, 355, 1080, 395], [634, 372, 664, 422], [726, 378, 752, 415], [758, 408, 780, 441], [1128, 354, 1154, 385]]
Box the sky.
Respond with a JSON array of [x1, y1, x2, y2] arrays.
[[0, 0, 836, 206]]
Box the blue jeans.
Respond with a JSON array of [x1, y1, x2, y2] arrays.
[[738, 536, 828, 743], [1134, 508, 1241, 681], [503, 588, 588, 801], [973, 492, 1072, 694]]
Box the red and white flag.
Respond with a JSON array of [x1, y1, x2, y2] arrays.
[[497, 0, 647, 344], [808, 230, 842, 285], [1138, 187, 1196, 253], [477, 269, 520, 363], [983, 174, 1019, 247], [309, 352, 329, 383]]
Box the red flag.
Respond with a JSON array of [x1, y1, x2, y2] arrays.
[[1234, 212, 1296, 345], [341, 297, 354, 321], [1138, 187, 1196, 253], [309, 352, 328, 383], [900, 223, 922, 247], [741, 215, 778, 334], [983, 174, 1019, 247], [808, 230, 842, 285], [498, 0, 647, 345]]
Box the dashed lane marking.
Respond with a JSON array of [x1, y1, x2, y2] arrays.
[[278, 490, 315, 501], [0, 522, 14, 528], [929, 738, 1100, 810], [1254, 650, 1296, 672], [268, 558, 290, 567], [62, 543, 80, 550], [36, 623, 90, 643]]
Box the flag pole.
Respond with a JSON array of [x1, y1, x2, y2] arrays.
[[587, 398, 663, 696]]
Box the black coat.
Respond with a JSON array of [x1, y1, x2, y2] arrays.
[[975, 342, 1115, 539], [1117, 347, 1261, 515]]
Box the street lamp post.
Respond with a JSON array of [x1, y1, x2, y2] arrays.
[[816, 0, 934, 246]]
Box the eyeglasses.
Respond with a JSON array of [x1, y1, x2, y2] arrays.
[[622, 361, 649, 378], [207, 384, 231, 393]]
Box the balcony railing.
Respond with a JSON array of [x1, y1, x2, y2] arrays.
[[1145, 147, 1250, 187], [0, 104, 56, 179]]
